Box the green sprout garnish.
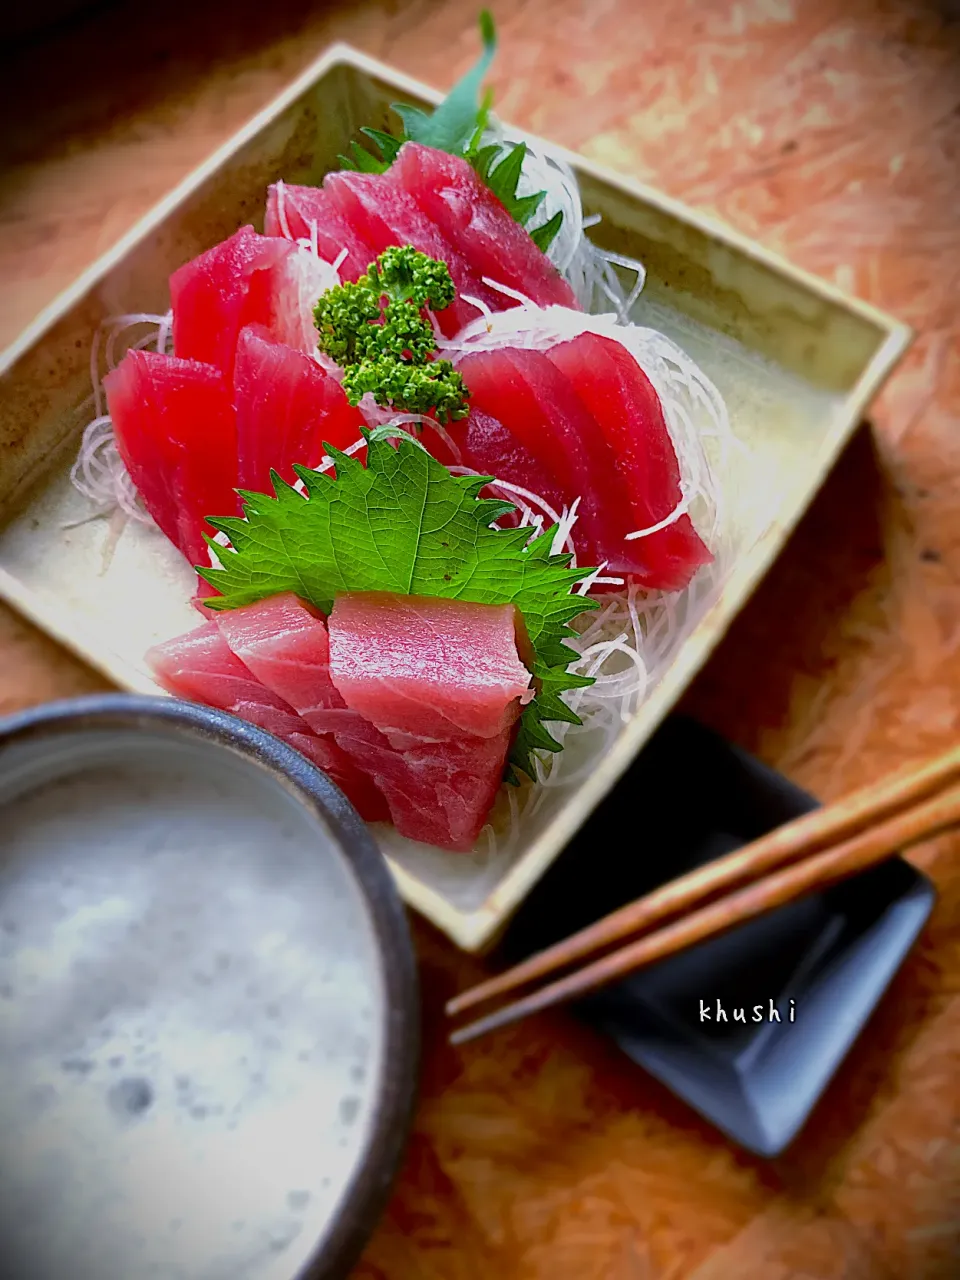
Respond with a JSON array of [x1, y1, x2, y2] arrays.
[[313, 245, 469, 424]]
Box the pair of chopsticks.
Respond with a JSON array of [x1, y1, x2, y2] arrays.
[[447, 743, 960, 1045]]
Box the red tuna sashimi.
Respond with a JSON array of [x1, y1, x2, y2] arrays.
[[331, 721, 513, 853], [212, 593, 409, 833], [215, 592, 360, 736], [214, 590, 513, 849], [325, 592, 530, 852], [105, 350, 240, 568], [427, 406, 569, 526], [457, 347, 653, 578], [264, 184, 377, 282], [214, 594, 389, 820], [170, 226, 315, 376], [147, 620, 386, 821], [233, 326, 366, 493], [545, 333, 712, 592], [329, 593, 531, 739], [392, 143, 578, 311], [323, 170, 500, 336]]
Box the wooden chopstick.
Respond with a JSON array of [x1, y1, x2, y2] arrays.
[[447, 743, 960, 1020], [448, 779, 960, 1046]]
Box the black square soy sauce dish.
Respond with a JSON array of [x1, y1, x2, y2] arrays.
[[500, 715, 936, 1158]]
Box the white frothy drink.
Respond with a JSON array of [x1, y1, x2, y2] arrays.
[[0, 732, 386, 1280]]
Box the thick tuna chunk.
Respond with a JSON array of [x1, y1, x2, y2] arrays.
[[104, 350, 239, 569], [391, 142, 579, 311], [233, 325, 365, 494], [147, 619, 387, 821], [545, 332, 712, 592], [149, 591, 531, 850], [327, 592, 531, 739], [325, 592, 531, 852], [170, 226, 318, 376]]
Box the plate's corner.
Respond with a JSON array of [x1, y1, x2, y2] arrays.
[[878, 313, 915, 377], [319, 39, 368, 64]]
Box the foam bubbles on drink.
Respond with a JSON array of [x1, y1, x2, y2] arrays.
[[0, 740, 385, 1279]]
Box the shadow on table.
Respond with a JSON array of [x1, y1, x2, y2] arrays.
[[678, 420, 897, 759]]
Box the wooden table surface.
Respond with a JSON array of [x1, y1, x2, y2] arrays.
[[1, 2, 958, 1276]]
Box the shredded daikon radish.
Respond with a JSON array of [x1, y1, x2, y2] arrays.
[[71, 312, 176, 521], [624, 492, 690, 540], [70, 414, 147, 522], [483, 120, 647, 320], [270, 193, 347, 365], [274, 178, 294, 241], [459, 292, 493, 319], [356, 403, 464, 461], [478, 277, 534, 307], [277, 247, 341, 353], [481, 122, 584, 276]]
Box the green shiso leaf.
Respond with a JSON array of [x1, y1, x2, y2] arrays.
[[475, 141, 563, 251], [199, 435, 596, 781], [529, 210, 563, 252], [390, 9, 496, 156], [482, 142, 549, 227], [506, 662, 593, 785], [336, 12, 562, 252], [336, 139, 391, 174], [360, 127, 403, 164]]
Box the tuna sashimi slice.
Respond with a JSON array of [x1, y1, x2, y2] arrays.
[[264, 184, 377, 282], [147, 620, 387, 821], [545, 332, 712, 592], [328, 593, 532, 739], [391, 142, 579, 312], [214, 594, 389, 820], [331, 720, 513, 853], [325, 592, 530, 853], [457, 347, 653, 578], [323, 170, 500, 336], [148, 620, 321, 748], [104, 350, 240, 569], [427, 407, 569, 526], [212, 593, 448, 835], [233, 326, 366, 494], [215, 592, 358, 735], [214, 591, 513, 846], [170, 226, 319, 376]]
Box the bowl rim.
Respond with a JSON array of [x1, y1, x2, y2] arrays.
[[0, 691, 420, 1280]]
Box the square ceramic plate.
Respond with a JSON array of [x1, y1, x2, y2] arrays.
[[0, 45, 911, 950], [503, 716, 936, 1156]]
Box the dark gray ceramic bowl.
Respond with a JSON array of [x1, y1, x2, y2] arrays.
[[0, 694, 419, 1280]]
